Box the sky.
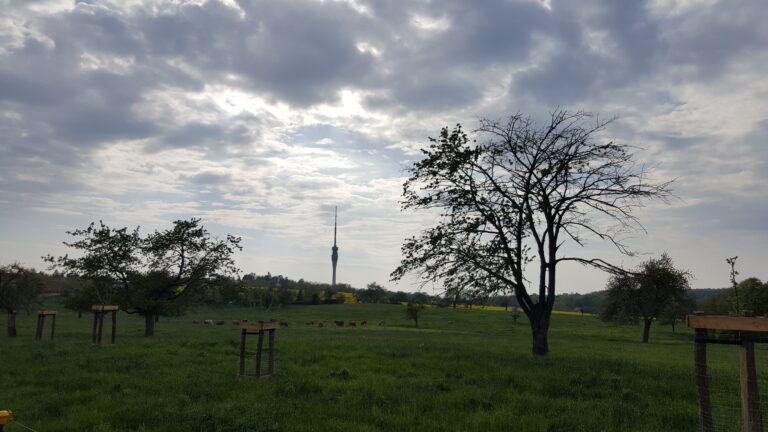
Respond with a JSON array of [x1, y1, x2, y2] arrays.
[[1, 0, 767, 295]]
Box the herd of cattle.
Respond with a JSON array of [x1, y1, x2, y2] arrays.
[[189, 319, 388, 327]]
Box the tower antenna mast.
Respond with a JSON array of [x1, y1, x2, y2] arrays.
[[331, 206, 339, 287]]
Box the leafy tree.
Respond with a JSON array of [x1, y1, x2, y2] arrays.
[[734, 277, 768, 316], [698, 291, 731, 315], [600, 254, 691, 342], [392, 110, 671, 355], [63, 276, 115, 317], [358, 282, 389, 303], [405, 301, 425, 327], [698, 277, 768, 316], [0, 263, 43, 337], [46, 219, 241, 336], [659, 295, 696, 332]]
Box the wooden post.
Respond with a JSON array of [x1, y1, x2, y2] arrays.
[[92, 311, 99, 344], [111, 310, 117, 344], [694, 327, 715, 432], [35, 314, 44, 341], [255, 329, 264, 376], [97, 311, 105, 344], [239, 328, 247, 376], [267, 328, 275, 375], [51, 313, 56, 340], [740, 311, 763, 432]]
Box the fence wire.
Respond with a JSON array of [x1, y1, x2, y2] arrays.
[[696, 330, 768, 431]]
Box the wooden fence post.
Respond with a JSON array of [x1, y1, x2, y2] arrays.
[[740, 311, 763, 432], [695, 328, 715, 432], [692, 312, 715, 432], [239, 328, 247, 376]]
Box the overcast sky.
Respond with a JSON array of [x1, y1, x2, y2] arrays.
[[1, 0, 767, 294]]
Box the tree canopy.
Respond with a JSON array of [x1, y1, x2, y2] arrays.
[[600, 254, 691, 342], [46, 218, 241, 336], [0, 263, 43, 337], [392, 110, 672, 355]]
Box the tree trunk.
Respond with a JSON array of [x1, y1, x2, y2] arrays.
[[144, 313, 155, 337], [671, 319, 676, 333], [642, 318, 653, 343], [7, 309, 17, 338], [529, 309, 551, 356]]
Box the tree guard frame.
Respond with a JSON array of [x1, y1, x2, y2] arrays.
[[238, 321, 279, 379], [35, 310, 57, 341], [686, 312, 768, 432], [91, 305, 118, 345]]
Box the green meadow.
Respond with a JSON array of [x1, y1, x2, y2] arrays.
[[0, 302, 750, 431]]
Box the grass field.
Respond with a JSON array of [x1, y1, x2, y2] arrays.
[[0, 301, 751, 431]]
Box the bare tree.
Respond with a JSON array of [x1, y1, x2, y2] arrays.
[[392, 110, 672, 355]]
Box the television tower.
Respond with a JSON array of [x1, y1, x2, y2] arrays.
[[331, 206, 339, 287]]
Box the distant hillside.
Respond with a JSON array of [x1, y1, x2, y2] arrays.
[[551, 288, 727, 314]]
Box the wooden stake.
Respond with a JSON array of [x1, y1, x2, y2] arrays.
[[693, 314, 715, 432], [97, 311, 105, 344], [110, 310, 117, 344], [740, 328, 763, 431], [239, 328, 247, 376], [92, 312, 98, 344], [267, 328, 275, 376], [255, 329, 264, 376]]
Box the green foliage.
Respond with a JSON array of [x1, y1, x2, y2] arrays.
[[698, 277, 768, 316], [0, 264, 43, 313], [0, 263, 43, 337], [600, 254, 691, 342], [62, 277, 114, 315], [357, 282, 389, 304], [46, 219, 241, 336], [405, 301, 425, 327]]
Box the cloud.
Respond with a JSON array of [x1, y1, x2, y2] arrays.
[[1, 0, 767, 291]]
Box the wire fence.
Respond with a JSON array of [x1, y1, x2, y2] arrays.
[[696, 330, 768, 431]]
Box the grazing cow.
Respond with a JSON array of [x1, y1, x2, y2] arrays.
[[203, 320, 214, 325], [360, 320, 367, 326], [215, 320, 225, 325], [191, 320, 199, 324], [279, 321, 289, 327], [349, 321, 356, 327], [306, 320, 315, 325], [232, 320, 241, 325], [334, 320, 344, 327], [318, 322, 324, 327], [378, 321, 386, 326]]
